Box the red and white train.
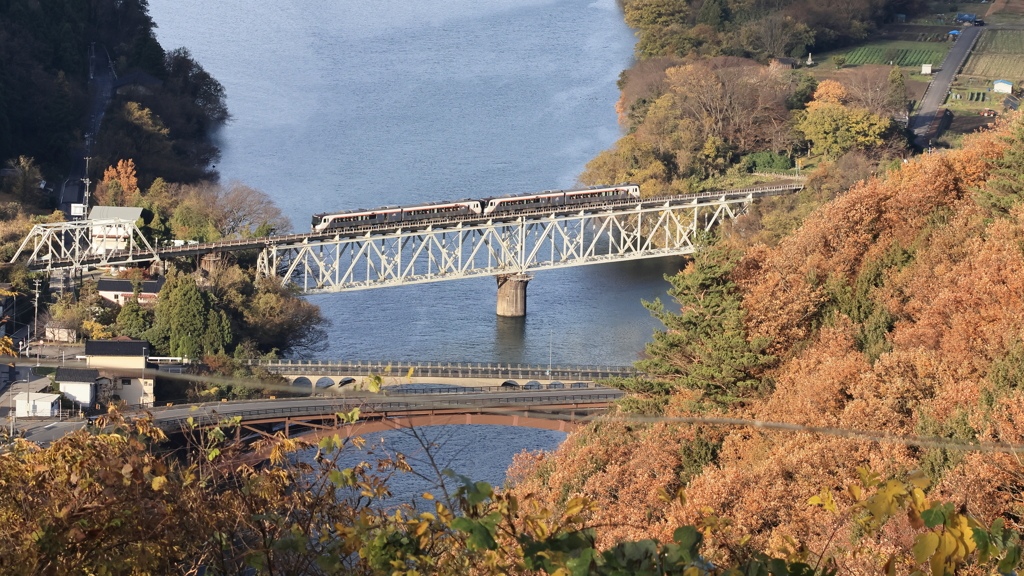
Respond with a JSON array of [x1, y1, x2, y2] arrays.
[[311, 184, 641, 232]]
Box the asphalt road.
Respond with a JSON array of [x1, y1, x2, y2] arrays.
[[9, 388, 624, 444], [910, 25, 982, 147], [59, 43, 114, 215]]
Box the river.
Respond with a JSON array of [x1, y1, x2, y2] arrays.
[[148, 0, 681, 492]]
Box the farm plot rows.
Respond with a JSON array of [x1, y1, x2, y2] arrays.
[[962, 53, 1024, 78], [845, 46, 947, 66], [974, 29, 1024, 53]]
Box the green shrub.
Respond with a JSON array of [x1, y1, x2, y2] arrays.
[[741, 150, 793, 172]]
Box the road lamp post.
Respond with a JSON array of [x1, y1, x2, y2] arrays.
[[548, 329, 553, 381], [8, 379, 26, 437]]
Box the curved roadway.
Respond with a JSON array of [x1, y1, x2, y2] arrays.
[[16, 388, 623, 444]]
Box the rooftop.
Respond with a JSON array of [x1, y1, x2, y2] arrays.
[[85, 339, 151, 357], [88, 206, 144, 221], [16, 392, 60, 402], [96, 277, 165, 294], [55, 368, 101, 382]]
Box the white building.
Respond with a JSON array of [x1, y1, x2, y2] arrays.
[[15, 392, 60, 418], [96, 277, 165, 306], [994, 80, 1013, 94], [88, 206, 144, 256], [85, 338, 155, 407], [55, 367, 100, 408]]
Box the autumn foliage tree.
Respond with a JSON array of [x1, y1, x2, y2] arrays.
[[512, 112, 1024, 574]]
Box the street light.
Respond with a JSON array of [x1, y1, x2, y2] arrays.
[[8, 379, 27, 437]]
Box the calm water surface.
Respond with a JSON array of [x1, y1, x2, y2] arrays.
[[149, 0, 680, 489]]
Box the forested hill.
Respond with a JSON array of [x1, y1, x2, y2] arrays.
[[0, 0, 225, 188], [622, 0, 927, 60], [511, 113, 1024, 572]]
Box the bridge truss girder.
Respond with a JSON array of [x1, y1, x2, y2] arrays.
[[11, 218, 159, 271], [256, 193, 755, 294]]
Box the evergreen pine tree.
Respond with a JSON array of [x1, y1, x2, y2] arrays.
[[609, 237, 774, 409], [976, 118, 1024, 217], [697, 0, 727, 30], [168, 276, 208, 359], [885, 66, 908, 115], [115, 296, 150, 339]]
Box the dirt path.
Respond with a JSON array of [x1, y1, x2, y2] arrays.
[[988, 0, 1008, 17]]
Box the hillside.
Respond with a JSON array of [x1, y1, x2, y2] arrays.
[[508, 113, 1024, 573]]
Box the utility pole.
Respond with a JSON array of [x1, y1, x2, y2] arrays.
[[32, 279, 40, 367], [81, 156, 92, 216]]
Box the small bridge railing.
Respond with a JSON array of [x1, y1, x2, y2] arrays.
[[244, 359, 638, 381]]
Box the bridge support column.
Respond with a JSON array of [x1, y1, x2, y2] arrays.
[[496, 273, 532, 317]]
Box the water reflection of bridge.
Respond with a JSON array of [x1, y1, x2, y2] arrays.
[[244, 359, 638, 389]]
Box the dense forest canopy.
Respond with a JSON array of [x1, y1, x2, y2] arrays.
[[622, 0, 928, 60], [0, 0, 226, 187]]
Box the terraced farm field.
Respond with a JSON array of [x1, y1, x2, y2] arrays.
[[845, 45, 948, 67]]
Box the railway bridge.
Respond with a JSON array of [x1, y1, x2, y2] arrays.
[[13, 183, 803, 315]]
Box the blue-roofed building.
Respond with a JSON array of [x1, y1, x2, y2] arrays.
[[955, 13, 977, 24], [994, 80, 1013, 94]]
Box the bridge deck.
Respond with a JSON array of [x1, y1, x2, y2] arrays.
[[19, 183, 803, 271]]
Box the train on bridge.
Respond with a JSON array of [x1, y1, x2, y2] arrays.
[[311, 184, 641, 232]]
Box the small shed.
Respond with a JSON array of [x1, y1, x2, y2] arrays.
[[922, 64, 933, 75], [955, 13, 977, 24], [45, 322, 77, 343], [1005, 94, 1020, 111], [994, 80, 1013, 94], [15, 392, 60, 418]]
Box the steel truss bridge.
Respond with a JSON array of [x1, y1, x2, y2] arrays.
[[13, 183, 803, 295]]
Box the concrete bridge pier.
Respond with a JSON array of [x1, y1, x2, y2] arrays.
[[496, 273, 532, 317]]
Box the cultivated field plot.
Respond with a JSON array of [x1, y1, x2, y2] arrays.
[[845, 45, 948, 67], [973, 29, 1024, 54], [962, 54, 1024, 78], [962, 30, 1024, 78]]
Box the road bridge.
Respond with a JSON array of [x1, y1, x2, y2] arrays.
[[13, 183, 803, 314], [146, 390, 621, 450], [245, 359, 637, 389]]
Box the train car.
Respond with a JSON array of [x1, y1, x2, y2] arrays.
[[312, 207, 402, 232], [313, 184, 639, 231], [562, 184, 640, 206], [481, 184, 640, 215], [401, 200, 482, 222], [482, 190, 564, 215]]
